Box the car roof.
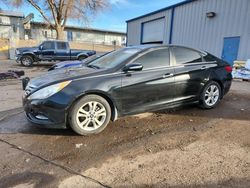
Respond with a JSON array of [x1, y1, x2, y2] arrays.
[[125, 44, 206, 54], [43, 40, 68, 43]]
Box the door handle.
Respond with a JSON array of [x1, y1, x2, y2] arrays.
[[201, 66, 207, 70], [163, 73, 174, 78]]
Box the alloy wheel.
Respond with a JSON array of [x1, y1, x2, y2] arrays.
[[22, 57, 32, 66], [204, 85, 220, 106], [76, 101, 107, 131]]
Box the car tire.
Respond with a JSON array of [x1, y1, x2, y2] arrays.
[[200, 81, 222, 109], [69, 95, 111, 135], [21, 55, 34, 67], [78, 55, 87, 61]]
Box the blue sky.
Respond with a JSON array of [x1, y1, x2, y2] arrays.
[[0, 0, 184, 32]]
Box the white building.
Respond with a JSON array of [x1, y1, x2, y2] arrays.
[[30, 22, 126, 46], [126, 0, 250, 65], [0, 10, 24, 39]]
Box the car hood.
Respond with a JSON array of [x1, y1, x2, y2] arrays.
[[27, 66, 104, 91], [17, 47, 38, 53]]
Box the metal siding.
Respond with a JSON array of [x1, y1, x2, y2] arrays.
[[172, 0, 250, 60], [127, 0, 250, 60], [127, 10, 172, 46]]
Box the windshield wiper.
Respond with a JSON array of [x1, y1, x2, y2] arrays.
[[87, 64, 100, 69]]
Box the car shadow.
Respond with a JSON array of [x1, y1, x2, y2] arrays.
[[154, 90, 250, 122], [0, 110, 78, 136]]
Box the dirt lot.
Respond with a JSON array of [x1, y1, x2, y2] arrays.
[[0, 60, 250, 187]]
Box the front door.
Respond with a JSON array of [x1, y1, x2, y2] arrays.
[[40, 41, 55, 60], [120, 47, 175, 115], [222, 37, 240, 66]]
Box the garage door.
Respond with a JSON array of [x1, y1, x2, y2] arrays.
[[0, 39, 9, 60], [142, 18, 165, 44]]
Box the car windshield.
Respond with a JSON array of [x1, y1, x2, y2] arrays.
[[87, 48, 141, 69], [83, 52, 111, 65], [38, 42, 43, 48], [84, 55, 101, 64]]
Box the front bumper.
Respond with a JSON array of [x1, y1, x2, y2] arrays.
[[23, 97, 68, 129], [15, 55, 22, 63]]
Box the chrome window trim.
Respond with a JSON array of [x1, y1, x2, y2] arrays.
[[74, 65, 174, 81], [74, 53, 216, 81], [171, 61, 217, 68]]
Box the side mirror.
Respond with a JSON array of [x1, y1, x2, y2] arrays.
[[123, 63, 143, 72], [39, 45, 43, 50]]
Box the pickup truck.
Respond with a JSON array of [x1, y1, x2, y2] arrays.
[[15, 40, 96, 67]]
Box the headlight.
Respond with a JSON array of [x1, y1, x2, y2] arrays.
[[16, 50, 20, 55], [28, 80, 71, 100]]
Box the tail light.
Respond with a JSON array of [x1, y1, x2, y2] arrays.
[[224, 65, 232, 73]]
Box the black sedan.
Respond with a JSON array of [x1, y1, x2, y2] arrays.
[[23, 45, 232, 135]]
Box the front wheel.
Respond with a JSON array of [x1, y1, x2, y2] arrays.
[[20, 55, 34, 67], [200, 81, 222, 109], [69, 95, 111, 135]]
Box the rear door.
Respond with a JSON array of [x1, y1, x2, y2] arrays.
[[120, 47, 175, 115], [40, 41, 56, 60], [55, 42, 71, 61], [171, 47, 211, 103]]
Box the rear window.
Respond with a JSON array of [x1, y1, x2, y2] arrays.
[[203, 53, 228, 65], [203, 53, 219, 62], [57, 42, 67, 50]]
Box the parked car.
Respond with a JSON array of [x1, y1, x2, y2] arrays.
[[15, 40, 96, 67], [48, 52, 111, 71], [22, 45, 232, 135]]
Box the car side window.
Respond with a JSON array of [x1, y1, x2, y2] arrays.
[[57, 42, 67, 50], [172, 47, 202, 65], [43, 42, 55, 50], [133, 48, 170, 69]]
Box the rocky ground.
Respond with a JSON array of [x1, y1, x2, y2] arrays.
[[0, 60, 250, 187]]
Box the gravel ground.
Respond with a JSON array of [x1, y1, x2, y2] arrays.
[[0, 60, 250, 187]]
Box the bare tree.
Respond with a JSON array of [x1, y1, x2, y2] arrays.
[[4, 0, 107, 39]]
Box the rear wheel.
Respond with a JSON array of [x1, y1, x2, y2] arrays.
[[69, 95, 111, 135], [21, 55, 34, 67], [200, 81, 222, 109]]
